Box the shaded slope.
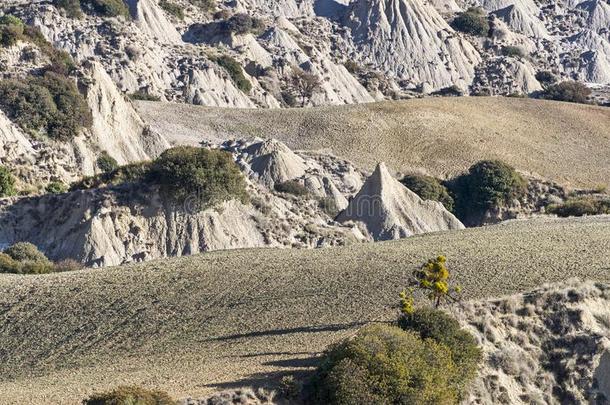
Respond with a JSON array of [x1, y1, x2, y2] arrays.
[[0, 216, 609, 404], [136, 97, 610, 189]]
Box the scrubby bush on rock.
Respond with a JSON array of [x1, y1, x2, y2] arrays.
[[222, 13, 265, 35], [97, 151, 119, 173], [541, 81, 591, 104], [189, 0, 216, 12], [547, 196, 610, 217], [54, 0, 84, 18], [0, 166, 16, 197], [46, 181, 68, 194], [0, 15, 25, 47], [82, 385, 176, 405], [71, 161, 152, 190], [398, 308, 481, 398], [449, 160, 527, 222], [149, 146, 249, 211], [80, 0, 130, 18], [452, 8, 489, 36], [159, 0, 184, 19], [0, 242, 54, 274], [0, 72, 92, 140], [274, 180, 309, 196], [308, 324, 460, 404], [502, 45, 526, 58], [214, 55, 252, 93], [400, 173, 454, 212]]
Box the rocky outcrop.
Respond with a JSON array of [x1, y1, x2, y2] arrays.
[[344, 0, 481, 92], [337, 162, 464, 240]]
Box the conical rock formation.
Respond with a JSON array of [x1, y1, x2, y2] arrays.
[[337, 162, 464, 240]]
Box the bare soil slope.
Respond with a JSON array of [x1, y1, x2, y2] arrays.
[[1, 216, 609, 404], [137, 97, 610, 188]]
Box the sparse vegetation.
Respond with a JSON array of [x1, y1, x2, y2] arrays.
[[0, 242, 54, 275], [149, 146, 249, 211], [285, 66, 321, 107], [0, 15, 25, 47], [547, 196, 610, 217], [452, 8, 489, 37], [502, 45, 526, 58], [0, 166, 16, 197], [274, 180, 309, 196], [400, 173, 454, 212], [535, 70, 557, 86], [402, 256, 462, 309], [189, 0, 216, 12], [449, 160, 527, 222], [54, 0, 84, 18], [70, 161, 152, 190], [159, 0, 184, 20], [0, 72, 92, 140], [221, 13, 265, 35], [214, 55, 252, 93], [82, 385, 176, 405], [46, 181, 68, 194], [97, 151, 119, 174], [128, 91, 161, 101], [308, 324, 461, 404], [541, 81, 591, 104], [80, 0, 130, 18]]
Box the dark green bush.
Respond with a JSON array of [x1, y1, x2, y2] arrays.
[[0, 15, 25, 47], [189, 0, 216, 12], [398, 308, 482, 398], [128, 91, 161, 101], [0, 166, 16, 197], [450, 160, 527, 222], [214, 55, 252, 93], [83, 385, 176, 405], [535, 70, 556, 85], [71, 161, 152, 190], [274, 180, 309, 196], [547, 196, 610, 217], [501, 45, 526, 58], [1, 242, 54, 274], [452, 8, 489, 36], [0, 72, 92, 140], [400, 173, 454, 212], [222, 13, 265, 35], [308, 324, 459, 404], [46, 181, 68, 194], [159, 0, 184, 19], [149, 146, 249, 211], [54, 0, 84, 18], [541, 81, 591, 104], [80, 0, 130, 18], [97, 151, 119, 173]]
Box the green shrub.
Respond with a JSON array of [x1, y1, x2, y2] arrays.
[[54, 258, 84, 272], [149, 146, 248, 211], [189, 0, 216, 12], [80, 0, 130, 18], [501, 45, 526, 58], [70, 161, 152, 190], [0, 15, 25, 47], [308, 324, 459, 404], [541, 81, 591, 104], [83, 385, 176, 405], [97, 151, 119, 173], [398, 308, 482, 398], [159, 0, 184, 19], [274, 180, 309, 196], [535, 70, 557, 85], [400, 173, 454, 212], [222, 13, 265, 35], [214, 55, 252, 93], [0, 72, 92, 140], [54, 0, 84, 18], [46, 181, 68, 194], [1, 242, 54, 274], [128, 91, 161, 101], [452, 8, 489, 36], [450, 160, 527, 221], [0, 166, 16, 197], [547, 196, 610, 217]]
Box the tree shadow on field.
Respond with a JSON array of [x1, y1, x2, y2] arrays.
[[202, 368, 315, 392], [207, 321, 364, 341]]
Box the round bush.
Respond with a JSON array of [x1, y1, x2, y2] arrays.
[[452, 8, 489, 36], [0, 166, 16, 197], [149, 146, 248, 211], [400, 174, 454, 212], [46, 181, 68, 194], [97, 151, 119, 173], [2, 242, 54, 274], [0, 253, 20, 274], [4, 242, 49, 262], [308, 324, 460, 404], [83, 385, 176, 405], [398, 308, 482, 397], [450, 159, 526, 222], [541, 81, 591, 104]]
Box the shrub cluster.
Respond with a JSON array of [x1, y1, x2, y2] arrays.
[[46, 181, 68, 194], [547, 196, 610, 217], [71, 161, 152, 190], [449, 160, 527, 222], [54, 0, 84, 18], [214, 55, 252, 93], [308, 322, 479, 404], [0, 71, 92, 140], [400, 173, 454, 212], [97, 151, 119, 173], [80, 0, 130, 18], [221, 13, 265, 35], [501, 45, 526, 58], [452, 7, 489, 36], [274, 180, 309, 196], [189, 0, 216, 12], [83, 385, 176, 405], [128, 91, 161, 101], [541, 81, 591, 104], [0, 15, 25, 47], [0, 166, 16, 197], [159, 0, 184, 19], [0, 242, 83, 274]]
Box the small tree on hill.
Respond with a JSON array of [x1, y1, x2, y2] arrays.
[[287, 66, 321, 107]]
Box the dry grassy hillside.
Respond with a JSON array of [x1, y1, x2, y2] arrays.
[[137, 97, 610, 189], [1, 216, 609, 404]]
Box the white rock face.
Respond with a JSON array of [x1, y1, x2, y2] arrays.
[[344, 0, 482, 92], [124, 0, 182, 45], [337, 162, 464, 240]]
